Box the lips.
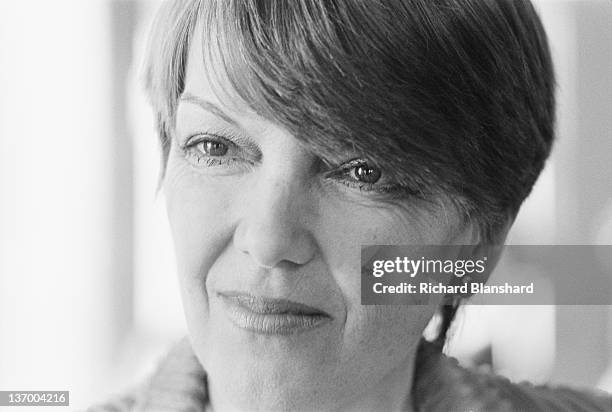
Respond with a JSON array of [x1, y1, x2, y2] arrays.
[[217, 292, 332, 335]]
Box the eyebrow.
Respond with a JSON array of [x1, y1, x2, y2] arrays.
[[179, 93, 239, 126]]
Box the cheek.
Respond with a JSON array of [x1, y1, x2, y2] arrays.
[[314, 199, 453, 357], [316, 199, 452, 314], [163, 155, 236, 302]]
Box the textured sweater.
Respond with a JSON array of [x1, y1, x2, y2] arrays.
[[87, 337, 612, 411]]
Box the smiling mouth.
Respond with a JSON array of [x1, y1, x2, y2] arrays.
[[217, 292, 332, 335]]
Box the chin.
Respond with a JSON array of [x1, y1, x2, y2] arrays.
[[204, 344, 345, 411], [186, 317, 351, 410]]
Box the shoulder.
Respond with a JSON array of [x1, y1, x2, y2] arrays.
[[414, 340, 612, 412], [86, 337, 208, 412]]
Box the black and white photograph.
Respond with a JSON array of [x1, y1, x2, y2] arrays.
[[0, 0, 611, 411]]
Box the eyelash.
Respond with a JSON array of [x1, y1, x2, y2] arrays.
[[325, 161, 403, 196], [179, 133, 410, 197], [181, 133, 254, 169]]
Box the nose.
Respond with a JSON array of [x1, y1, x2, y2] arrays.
[[233, 173, 317, 269]]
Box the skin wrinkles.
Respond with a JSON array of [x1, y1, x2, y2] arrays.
[[162, 25, 478, 412], [168, 97, 464, 412]]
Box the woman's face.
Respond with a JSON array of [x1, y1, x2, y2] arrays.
[[163, 32, 475, 411]]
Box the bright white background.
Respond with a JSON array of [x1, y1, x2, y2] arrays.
[[0, 0, 611, 409]]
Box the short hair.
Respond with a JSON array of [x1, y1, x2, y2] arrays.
[[144, 0, 556, 243]]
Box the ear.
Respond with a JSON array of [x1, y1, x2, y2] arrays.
[[446, 217, 514, 294]]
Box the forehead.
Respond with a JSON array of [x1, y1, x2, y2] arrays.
[[182, 23, 260, 122]]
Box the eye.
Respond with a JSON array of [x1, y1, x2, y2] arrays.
[[350, 163, 382, 184], [196, 140, 228, 156], [179, 132, 257, 173], [324, 158, 401, 195]]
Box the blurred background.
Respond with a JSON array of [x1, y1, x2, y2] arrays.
[[0, 0, 611, 409]]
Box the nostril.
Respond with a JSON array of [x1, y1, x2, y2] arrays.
[[233, 216, 317, 269]]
